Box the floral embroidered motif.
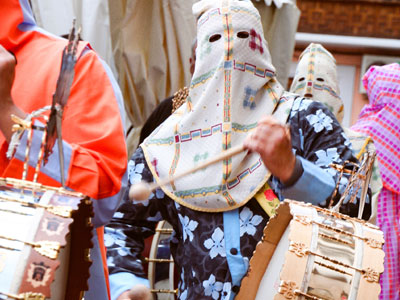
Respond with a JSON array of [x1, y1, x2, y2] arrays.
[[243, 86, 257, 109]]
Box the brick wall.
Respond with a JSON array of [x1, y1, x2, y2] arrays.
[[297, 0, 400, 39]]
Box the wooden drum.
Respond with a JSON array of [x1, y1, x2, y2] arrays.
[[0, 178, 93, 300], [237, 200, 384, 300]]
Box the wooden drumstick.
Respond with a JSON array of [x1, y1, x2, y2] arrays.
[[129, 144, 245, 201]]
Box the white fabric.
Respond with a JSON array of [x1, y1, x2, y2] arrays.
[[254, 0, 295, 9], [110, 0, 298, 153], [31, 0, 299, 154], [252, 0, 300, 88], [30, 0, 117, 76], [110, 0, 197, 128], [290, 43, 344, 123], [141, 0, 290, 212]]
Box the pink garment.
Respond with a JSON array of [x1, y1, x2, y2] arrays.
[[376, 189, 400, 300], [351, 63, 400, 299], [352, 63, 400, 193]]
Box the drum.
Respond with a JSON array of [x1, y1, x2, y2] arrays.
[[146, 220, 177, 300], [237, 200, 384, 300], [0, 178, 93, 300]]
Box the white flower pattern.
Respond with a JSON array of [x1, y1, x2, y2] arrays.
[[290, 98, 312, 117], [204, 227, 226, 258], [128, 160, 145, 184], [315, 148, 340, 166], [239, 207, 263, 237], [221, 282, 232, 300], [179, 214, 198, 242], [179, 269, 187, 300], [104, 228, 130, 256], [179, 290, 188, 300], [107, 256, 115, 267], [306, 109, 333, 132], [341, 132, 352, 148], [203, 274, 223, 299]]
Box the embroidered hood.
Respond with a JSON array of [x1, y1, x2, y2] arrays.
[[141, 0, 290, 212], [290, 43, 344, 123]]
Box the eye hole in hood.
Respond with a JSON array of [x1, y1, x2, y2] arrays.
[[209, 34, 221, 43], [237, 31, 249, 39]]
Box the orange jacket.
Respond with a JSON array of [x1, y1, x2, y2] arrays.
[[0, 0, 128, 226]]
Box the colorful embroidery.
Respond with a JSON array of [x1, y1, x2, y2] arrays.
[[233, 60, 274, 78], [243, 86, 257, 109], [249, 29, 264, 54]]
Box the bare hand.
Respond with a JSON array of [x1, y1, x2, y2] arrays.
[[116, 284, 152, 300], [0, 44, 26, 142], [243, 116, 296, 183], [0, 45, 16, 105]]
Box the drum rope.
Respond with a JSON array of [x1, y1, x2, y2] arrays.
[[0, 193, 72, 218], [0, 234, 60, 260], [293, 215, 382, 248], [0, 291, 45, 300], [289, 241, 381, 283]]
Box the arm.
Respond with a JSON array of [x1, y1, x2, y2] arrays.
[[289, 99, 371, 219], [245, 98, 371, 219], [106, 148, 165, 300], [0, 45, 26, 142], [3, 45, 127, 226]]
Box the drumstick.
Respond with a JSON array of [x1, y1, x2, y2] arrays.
[[129, 144, 245, 201]]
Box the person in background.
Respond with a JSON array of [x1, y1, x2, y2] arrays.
[[106, 1, 370, 299], [289, 43, 382, 224], [351, 62, 400, 300], [0, 1, 128, 299], [106, 39, 196, 300]]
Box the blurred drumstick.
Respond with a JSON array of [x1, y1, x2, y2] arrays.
[[129, 144, 245, 201]]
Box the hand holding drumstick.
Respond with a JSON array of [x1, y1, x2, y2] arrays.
[[243, 116, 295, 183], [129, 116, 296, 201]]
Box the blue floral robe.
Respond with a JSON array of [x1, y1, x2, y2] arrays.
[[106, 97, 371, 300]]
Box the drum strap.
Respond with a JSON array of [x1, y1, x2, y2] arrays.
[[223, 209, 248, 299]]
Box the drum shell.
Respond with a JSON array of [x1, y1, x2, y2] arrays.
[[0, 187, 92, 300], [237, 200, 385, 300]]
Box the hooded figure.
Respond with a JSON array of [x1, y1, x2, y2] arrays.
[[290, 43, 382, 224], [106, 2, 370, 300], [0, 1, 127, 299], [351, 63, 400, 300], [290, 43, 344, 123], [141, 0, 292, 212]]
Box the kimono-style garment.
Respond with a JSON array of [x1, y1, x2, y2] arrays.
[[0, 1, 128, 299], [106, 97, 371, 300], [352, 62, 400, 300], [289, 42, 382, 224]]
